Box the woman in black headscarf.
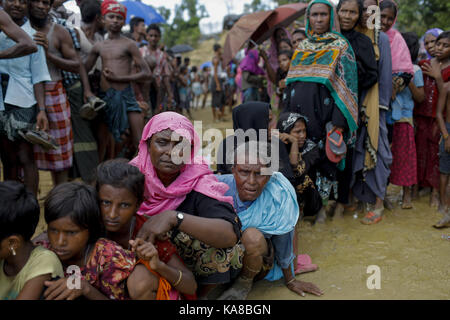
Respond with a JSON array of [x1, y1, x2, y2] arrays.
[[216, 102, 294, 184], [335, 0, 378, 218]]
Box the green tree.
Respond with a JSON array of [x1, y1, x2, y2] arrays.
[[160, 0, 209, 48], [391, 0, 450, 35]]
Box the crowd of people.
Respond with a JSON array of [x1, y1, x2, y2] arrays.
[[0, 0, 449, 301]]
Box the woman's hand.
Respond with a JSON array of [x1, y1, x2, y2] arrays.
[[129, 238, 162, 271], [136, 210, 178, 244], [286, 279, 323, 297]]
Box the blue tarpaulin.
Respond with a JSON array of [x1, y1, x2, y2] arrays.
[[120, 1, 166, 25]]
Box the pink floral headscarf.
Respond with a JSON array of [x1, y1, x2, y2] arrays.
[[380, 0, 414, 75], [129, 112, 233, 216]]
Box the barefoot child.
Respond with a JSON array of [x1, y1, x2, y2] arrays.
[[389, 32, 424, 209], [84, 0, 150, 157], [95, 159, 197, 299], [430, 31, 450, 228], [0, 181, 63, 300]]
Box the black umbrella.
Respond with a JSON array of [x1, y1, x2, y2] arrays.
[[170, 44, 194, 54]]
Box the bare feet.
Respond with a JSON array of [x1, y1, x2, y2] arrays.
[[411, 184, 419, 200], [401, 187, 413, 210], [430, 189, 440, 208], [333, 203, 345, 220], [433, 212, 450, 229]]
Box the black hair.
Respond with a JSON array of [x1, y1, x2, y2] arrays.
[[213, 43, 222, 52], [293, 29, 306, 37], [130, 16, 145, 33], [184, 57, 190, 62], [379, 0, 397, 18], [436, 31, 450, 43], [0, 181, 40, 242], [95, 159, 145, 205], [401, 32, 420, 63], [278, 49, 293, 60], [146, 23, 161, 35], [180, 65, 188, 73], [44, 182, 103, 244], [80, 0, 101, 24], [337, 0, 364, 28], [278, 38, 293, 50], [191, 66, 198, 73]]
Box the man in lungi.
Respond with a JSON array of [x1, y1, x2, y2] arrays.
[[84, 0, 150, 158], [0, 0, 51, 196], [29, 0, 80, 186]]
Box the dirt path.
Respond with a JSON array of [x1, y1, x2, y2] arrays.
[[31, 105, 450, 300]]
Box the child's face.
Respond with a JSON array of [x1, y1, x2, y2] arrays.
[[99, 184, 139, 233], [47, 216, 90, 263], [290, 120, 307, 148], [435, 38, 450, 61], [278, 54, 291, 72], [278, 41, 292, 52], [103, 12, 125, 33]]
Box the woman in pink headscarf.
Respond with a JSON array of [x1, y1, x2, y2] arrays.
[[129, 112, 244, 298]]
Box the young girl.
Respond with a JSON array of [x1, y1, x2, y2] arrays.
[[389, 32, 424, 209], [178, 66, 193, 120], [95, 159, 197, 299], [275, 50, 293, 111], [0, 181, 63, 300], [277, 113, 322, 272], [38, 182, 133, 300]]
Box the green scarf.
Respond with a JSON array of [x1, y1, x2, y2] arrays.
[[286, 0, 358, 134]]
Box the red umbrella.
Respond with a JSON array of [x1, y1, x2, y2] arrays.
[[254, 2, 308, 44], [222, 10, 275, 66]]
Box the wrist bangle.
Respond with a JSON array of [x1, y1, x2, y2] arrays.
[[444, 133, 449, 140], [286, 278, 296, 285], [173, 270, 182, 287]]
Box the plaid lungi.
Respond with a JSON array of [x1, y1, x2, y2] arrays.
[[34, 81, 73, 171]]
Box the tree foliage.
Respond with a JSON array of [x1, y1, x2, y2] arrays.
[[395, 0, 450, 36], [158, 0, 209, 48]]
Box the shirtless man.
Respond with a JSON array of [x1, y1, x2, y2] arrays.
[[425, 31, 450, 228], [211, 44, 226, 122], [29, 0, 80, 186], [84, 0, 150, 158]]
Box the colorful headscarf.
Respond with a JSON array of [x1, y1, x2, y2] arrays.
[[101, 0, 127, 20], [424, 28, 443, 59], [380, 0, 413, 75], [129, 112, 233, 216], [286, 0, 359, 134], [239, 49, 265, 76]]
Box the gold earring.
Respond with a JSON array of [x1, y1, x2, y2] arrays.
[[10, 247, 16, 256]]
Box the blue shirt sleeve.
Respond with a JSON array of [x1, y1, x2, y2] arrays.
[[30, 45, 51, 85], [413, 67, 424, 88]]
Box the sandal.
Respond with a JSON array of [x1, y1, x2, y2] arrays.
[[361, 208, 383, 225], [80, 96, 106, 120], [294, 254, 318, 275], [25, 130, 58, 150]]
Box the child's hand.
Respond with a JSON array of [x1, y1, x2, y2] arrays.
[[278, 79, 286, 90], [129, 238, 162, 271], [43, 277, 90, 300]]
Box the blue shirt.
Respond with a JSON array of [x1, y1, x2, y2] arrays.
[[391, 65, 424, 121], [0, 20, 50, 109]]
